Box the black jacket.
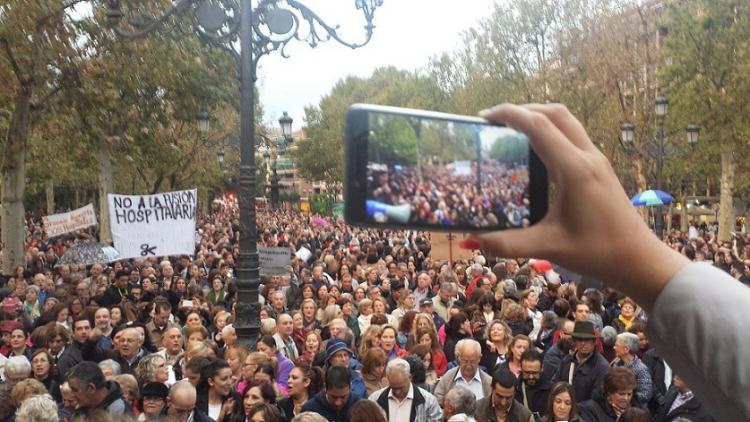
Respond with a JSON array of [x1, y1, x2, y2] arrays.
[[555, 351, 609, 402], [578, 393, 618, 422], [300, 390, 357, 422], [655, 386, 715, 422], [642, 348, 668, 413], [515, 378, 552, 416], [56, 340, 84, 382]]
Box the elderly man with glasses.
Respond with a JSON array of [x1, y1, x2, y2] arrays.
[[435, 339, 493, 406], [165, 380, 212, 422]]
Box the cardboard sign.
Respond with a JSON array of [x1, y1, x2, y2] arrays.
[[430, 232, 473, 263], [259, 247, 291, 275], [42, 204, 98, 238], [108, 189, 197, 259]]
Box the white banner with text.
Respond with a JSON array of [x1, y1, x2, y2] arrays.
[[42, 204, 98, 238], [108, 189, 197, 259]]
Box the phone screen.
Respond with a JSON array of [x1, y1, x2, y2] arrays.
[[361, 109, 534, 229]]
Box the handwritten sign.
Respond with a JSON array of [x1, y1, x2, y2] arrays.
[[42, 204, 98, 238], [259, 247, 291, 275], [108, 189, 197, 260]]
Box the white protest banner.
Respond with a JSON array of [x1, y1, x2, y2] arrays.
[[42, 204, 98, 238], [259, 247, 291, 276], [108, 189, 197, 260]]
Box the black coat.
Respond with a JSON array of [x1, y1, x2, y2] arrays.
[[555, 351, 609, 402], [56, 341, 84, 382], [443, 328, 470, 363], [515, 378, 552, 416], [578, 394, 618, 422], [655, 386, 716, 422], [643, 348, 668, 413]]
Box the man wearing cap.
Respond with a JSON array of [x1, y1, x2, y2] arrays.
[[419, 298, 445, 330], [554, 320, 609, 402], [325, 339, 366, 399]]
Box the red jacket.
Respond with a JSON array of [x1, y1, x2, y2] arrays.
[[432, 348, 448, 376]]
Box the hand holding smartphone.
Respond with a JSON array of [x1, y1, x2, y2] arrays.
[[344, 104, 548, 232]]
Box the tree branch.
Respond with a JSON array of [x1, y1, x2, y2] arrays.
[[0, 37, 26, 84], [31, 84, 64, 110]]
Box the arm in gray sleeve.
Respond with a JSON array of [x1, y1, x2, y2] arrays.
[[646, 262, 750, 421]]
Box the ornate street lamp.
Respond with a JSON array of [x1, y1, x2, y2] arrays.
[[217, 146, 225, 164], [196, 111, 211, 133], [686, 125, 700, 147], [279, 111, 293, 143], [102, 0, 383, 350], [620, 122, 635, 149], [619, 94, 701, 239]]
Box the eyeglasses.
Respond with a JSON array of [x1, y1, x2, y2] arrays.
[[143, 396, 165, 402]]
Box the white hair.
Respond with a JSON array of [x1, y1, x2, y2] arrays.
[[455, 339, 481, 359], [221, 324, 235, 338], [444, 385, 476, 416], [447, 415, 478, 422], [98, 359, 122, 376], [5, 356, 31, 376], [15, 394, 58, 422], [385, 358, 411, 378], [616, 332, 640, 355], [291, 413, 329, 422]]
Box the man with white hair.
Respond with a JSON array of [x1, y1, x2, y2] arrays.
[[434, 339, 493, 405], [3, 355, 31, 388], [444, 385, 477, 421], [368, 358, 442, 422], [465, 263, 486, 298]]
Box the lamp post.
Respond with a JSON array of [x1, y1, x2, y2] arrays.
[[619, 95, 700, 238], [103, 0, 383, 350], [269, 111, 293, 208]]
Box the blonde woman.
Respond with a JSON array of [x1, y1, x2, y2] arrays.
[[318, 305, 342, 341], [406, 313, 438, 349], [300, 299, 318, 333], [357, 298, 374, 334], [358, 324, 383, 357]]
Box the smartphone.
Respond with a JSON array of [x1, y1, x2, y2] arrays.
[[182, 300, 193, 308], [344, 104, 548, 231]]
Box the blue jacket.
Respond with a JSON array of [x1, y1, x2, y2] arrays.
[[300, 391, 357, 422]]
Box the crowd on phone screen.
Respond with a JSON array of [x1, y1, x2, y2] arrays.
[[368, 161, 530, 228], [0, 199, 736, 422]]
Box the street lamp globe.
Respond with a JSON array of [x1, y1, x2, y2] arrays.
[[279, 111, 293, 142], [196, 111, 210, 133], [620, 122, 635, 147], [686, 125, 700, 147], [655, 96, 668, 119]]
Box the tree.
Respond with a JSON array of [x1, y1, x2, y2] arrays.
[[0, 0, 83, 275], [661, 0, 750, 241]]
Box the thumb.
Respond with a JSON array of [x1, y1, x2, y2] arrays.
[[463, 223, 555, 259]]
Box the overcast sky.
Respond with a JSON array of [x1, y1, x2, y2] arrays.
[[72, 1, 494, 130], [256, 0, 494, 130]]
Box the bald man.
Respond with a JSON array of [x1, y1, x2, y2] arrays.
[[167, 380, 212, 422]]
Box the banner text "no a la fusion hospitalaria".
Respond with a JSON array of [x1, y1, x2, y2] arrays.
[[112, 191, 197, 224]]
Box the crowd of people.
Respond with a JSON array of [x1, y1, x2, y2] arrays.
[[2, 102, 747, 422], [0, 195, 733, 422], [368, 161, 530, 228]]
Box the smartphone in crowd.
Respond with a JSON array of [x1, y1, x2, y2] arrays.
[[344, 104, 548, 232]]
